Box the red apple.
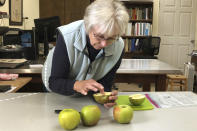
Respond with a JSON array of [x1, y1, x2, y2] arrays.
[[58, 109, 81, 130], [81, 105, 101, 126], [113, 105, 133, 124]]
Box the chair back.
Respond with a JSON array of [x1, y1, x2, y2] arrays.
[[140, 36, 161, 56], [132, 36, 161, 59], [151, 37, 161, 55]]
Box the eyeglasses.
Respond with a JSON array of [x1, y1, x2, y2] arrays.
[[92, 32, 119, 43]]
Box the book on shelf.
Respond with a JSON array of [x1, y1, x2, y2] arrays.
[[131, 39, 136, 52], [137, 8, 142, 20], [125, 23, 132, 36], [123, 38, 129, 52]]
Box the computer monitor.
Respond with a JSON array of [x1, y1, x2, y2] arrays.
[[21, 30, 37, 60], [34, 16, 61, 56]]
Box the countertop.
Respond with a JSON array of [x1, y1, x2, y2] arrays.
[[0, 92, 197, 131], [0, 58, 44, 74], [117, 59, 181, 74]]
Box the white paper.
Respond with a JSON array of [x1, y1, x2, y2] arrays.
[[148, 92, 197, 108]]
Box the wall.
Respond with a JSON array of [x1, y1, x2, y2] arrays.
[[152, 0, 159, 36], [0, 0, 39, 30]]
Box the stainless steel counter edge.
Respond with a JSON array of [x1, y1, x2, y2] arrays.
[[0, 68, 42, 74]]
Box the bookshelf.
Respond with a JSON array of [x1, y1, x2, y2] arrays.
[[121, 1, 154, 58]]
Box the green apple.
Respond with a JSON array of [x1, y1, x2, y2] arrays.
[[93, 92, 111, 104], [129, 94, 145, 106], [113, 105, 133, 124], [58, 109, 80, 130], [81, 105, 101, 126]]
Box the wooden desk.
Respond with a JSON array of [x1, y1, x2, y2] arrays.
[[0, 77, 32, 92], [116, 59, 181, 91]]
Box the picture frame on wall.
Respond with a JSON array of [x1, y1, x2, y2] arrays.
[[9, 0, 23, 25]]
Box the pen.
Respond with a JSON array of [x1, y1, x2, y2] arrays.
[[54, 109, 62, 114]]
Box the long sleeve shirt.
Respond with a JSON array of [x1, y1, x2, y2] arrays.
[[49, 33, 123, 96]]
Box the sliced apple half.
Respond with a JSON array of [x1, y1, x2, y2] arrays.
[[129, 94, 145, 106], [93, 92, 111, 104]]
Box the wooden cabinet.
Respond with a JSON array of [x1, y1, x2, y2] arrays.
[[39, 0, 91, 25], [121, 1, 154, 58]]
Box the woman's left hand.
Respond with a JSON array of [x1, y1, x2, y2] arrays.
[[104, 90, 118, 109]]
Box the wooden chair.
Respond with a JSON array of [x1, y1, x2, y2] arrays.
[[166, 74, 187, 91]]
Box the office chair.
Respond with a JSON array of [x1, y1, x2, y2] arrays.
[[132, 36, 161, 59], [151, 36, 161, 56]]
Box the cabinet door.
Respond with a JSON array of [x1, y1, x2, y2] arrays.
[[64, 0, 90, 24], [39, 0, 65, 25]]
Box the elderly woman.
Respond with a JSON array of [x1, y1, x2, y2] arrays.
[[42, 0, 129, 108]]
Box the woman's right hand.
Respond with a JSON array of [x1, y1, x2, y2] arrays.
[[73, 79, 104, 95]]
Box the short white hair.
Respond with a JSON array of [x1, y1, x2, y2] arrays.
[[84, 0, 129, 37]]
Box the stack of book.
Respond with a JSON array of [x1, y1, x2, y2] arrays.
[[125, 23, 152, 36], [127, 7, 153, 20]]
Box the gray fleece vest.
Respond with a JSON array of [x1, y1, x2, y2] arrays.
[[42, 20, 124, 91]]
